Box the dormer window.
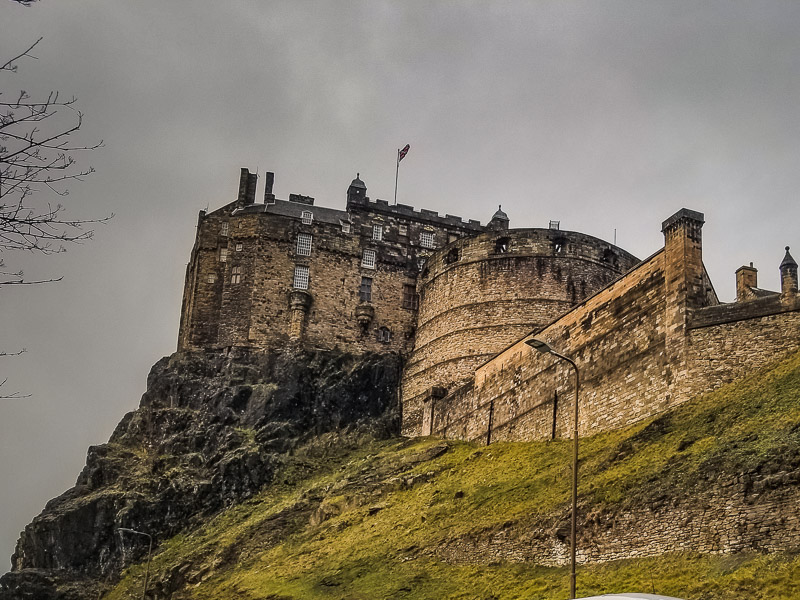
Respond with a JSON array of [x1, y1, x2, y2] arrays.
[[301, 210, 313, 225], [372, 224, 383, 241]]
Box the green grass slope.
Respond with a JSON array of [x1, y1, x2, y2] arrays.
[[105, 350, 800, 600]]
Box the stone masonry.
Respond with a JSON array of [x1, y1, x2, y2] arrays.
[[178, 169, 800, 446]]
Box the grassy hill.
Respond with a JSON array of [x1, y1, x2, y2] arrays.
[[105, 350, 800, 600]]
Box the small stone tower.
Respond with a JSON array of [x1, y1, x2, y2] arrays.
[[346, 174, 367, 206], [487, 205, 509, 231], [780, 246, 798, 295]]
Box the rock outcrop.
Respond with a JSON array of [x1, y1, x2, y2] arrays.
[[0, 348, 401, 599]]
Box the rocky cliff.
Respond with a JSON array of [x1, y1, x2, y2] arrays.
[[4, 349, 800, 599], [0, 349, 402, 599]]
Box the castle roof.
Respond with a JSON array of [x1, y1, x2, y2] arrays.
[[491, 205, 509, 221], [235, 198, 348, 225], [349, 174, 366, 190], [781, 246, 797, 269]]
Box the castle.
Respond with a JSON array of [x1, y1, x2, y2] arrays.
[[179, 168, 800, 442]]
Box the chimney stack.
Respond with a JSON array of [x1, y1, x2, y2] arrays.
[[237, 168, 258, 206], [735, 263, 758, 301], [264, 172, 275, 203]]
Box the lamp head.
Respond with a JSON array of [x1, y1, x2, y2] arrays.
[[525, 338, 552, 354]]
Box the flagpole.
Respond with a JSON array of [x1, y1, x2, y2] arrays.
[[394, 148, 400, 205]]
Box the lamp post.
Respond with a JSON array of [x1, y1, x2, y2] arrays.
[[118, 527, 152, 599], [525, 338, 580, 599]]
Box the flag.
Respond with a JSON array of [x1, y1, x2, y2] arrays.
[[398, 144, 410, 162]]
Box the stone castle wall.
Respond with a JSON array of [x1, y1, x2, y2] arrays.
[[412, 208, 800, 445], [179, 169, 800, 450], [179, 169, 484, 356], [401, 229, 639, 436]]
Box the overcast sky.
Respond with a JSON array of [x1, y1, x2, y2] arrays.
[[2, 0, 800, 568]]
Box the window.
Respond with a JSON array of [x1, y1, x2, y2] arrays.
[[448, 233, 459, 244], [341, 220, 351, 234], [372, 224, 383, 241], [377, 327, 392, 343], [293, 265, 309, 290], [220, 222, 229, 237], [235, 242, 243, 252], [445, 247, 460, 264], [494, 237, 509, 254], [402, 284, 419, 310], [398, 224, 408, 236], [207, 273, 217, 284], [362, 249, 376, 269], [301, 210, 313, 225], [220, 247, 228, 262], [296, 233, 312, 256], [420, 231, 435, 249], [359, 277, 372, 302], [231, 266, 242, 284]]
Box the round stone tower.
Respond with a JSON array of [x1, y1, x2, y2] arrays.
[[401, 226, 639, 435]]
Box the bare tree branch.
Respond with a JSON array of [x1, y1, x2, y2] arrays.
[[1, 37, 109, 285], [2, 37, 106, 399]]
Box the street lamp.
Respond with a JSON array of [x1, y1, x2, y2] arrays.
[[525, 338, 580, 599], [118, 527, 153, 599]]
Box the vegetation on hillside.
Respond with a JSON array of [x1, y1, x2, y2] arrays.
[[105, 350, 800, 600]]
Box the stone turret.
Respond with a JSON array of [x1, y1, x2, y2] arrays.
[[487, 205, 509, 231], [780, 246, 798, 295], [346, 173, 367, 206]]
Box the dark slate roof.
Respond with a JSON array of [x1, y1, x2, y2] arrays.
[[749, 286, 779, 298], [491, 205, 509, 221], [781, 246, 797, 268], [349, 174, 366, 190], [234, 199, 349, 225]]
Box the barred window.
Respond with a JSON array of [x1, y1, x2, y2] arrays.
[[402, 284, 419, 310], [372, 224, 383, 241], [359, 277, 372, 302], [231, 266, 242, 284], [293, 265, 309, 290], [301, 210, 313, 225], [235, 242, 243, 252], [361, 249, 376, 269], [377, 327, 392, 343], [207, 273, 217, 284], [296, 233, 312, 256], [220, 248, 228, 262], [220, 222, 229, 237], [420, 231, 435, 249]]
